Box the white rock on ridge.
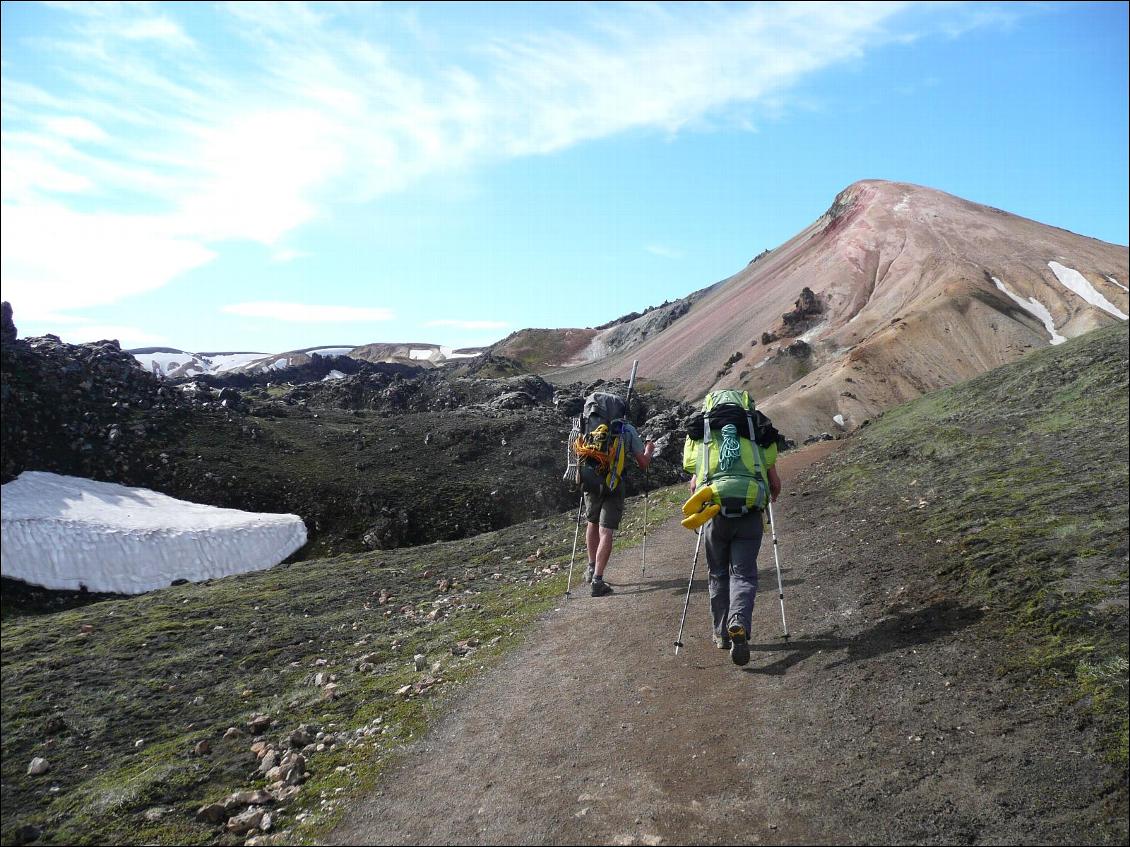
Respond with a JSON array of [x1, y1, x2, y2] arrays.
[[1, 472, 307, 594]]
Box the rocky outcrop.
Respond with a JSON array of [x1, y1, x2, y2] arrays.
[[0, 325, 208, 485], [1, 302, 16, 343]]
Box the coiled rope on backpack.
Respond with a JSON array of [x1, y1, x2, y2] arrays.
[[573, 424, 614, 471], [718, 423, 741, 471]]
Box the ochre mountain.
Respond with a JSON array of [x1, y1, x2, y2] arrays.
[[549, 179, 1129, 440]]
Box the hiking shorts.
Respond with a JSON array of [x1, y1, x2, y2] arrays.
[[584, 489, 625, 530]]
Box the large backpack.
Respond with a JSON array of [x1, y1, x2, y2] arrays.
[[682, 389, 772, 515], [572, 392, 629, 495]]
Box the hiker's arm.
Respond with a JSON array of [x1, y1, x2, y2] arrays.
[[768, 465, 781, 502], [636, 440, 655, 471]]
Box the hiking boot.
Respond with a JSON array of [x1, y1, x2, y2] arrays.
[[713, 633, 732, 650], [728, 624, 750, 666], [583, 564, 595, 585], [590, 579, 613, 597]]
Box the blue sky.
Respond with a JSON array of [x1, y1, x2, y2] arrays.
[[2, 1, 1127, 353]]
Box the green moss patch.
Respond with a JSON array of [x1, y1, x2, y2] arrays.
[[1, 483, 677, 846], [823, 322, 1129, 768]]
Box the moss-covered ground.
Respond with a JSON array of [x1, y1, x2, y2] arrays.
[[0, 485, 684, 846], [822, 321, 1129, 769]]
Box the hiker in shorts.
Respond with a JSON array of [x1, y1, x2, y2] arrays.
[[683, 390, 782, 665], [583, 427, 655, 597]]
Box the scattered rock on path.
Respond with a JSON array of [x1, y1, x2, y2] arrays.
[[26, 757, 48, 776]]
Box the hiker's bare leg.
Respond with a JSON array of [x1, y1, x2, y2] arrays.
[[594, 527, 615, 579], [585, 521, 600, 565]]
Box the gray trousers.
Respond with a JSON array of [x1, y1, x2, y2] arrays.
[[704, 511, 764, 638]]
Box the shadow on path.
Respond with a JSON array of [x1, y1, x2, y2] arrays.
[[745, 600, 984, 676]]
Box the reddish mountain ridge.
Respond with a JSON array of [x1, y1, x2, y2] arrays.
[[550, 179, 1129, 440]]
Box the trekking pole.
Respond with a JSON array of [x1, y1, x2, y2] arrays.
[[767, 500, 790, 639], [640, 470, 649, 580], [564, 495, 585, 598], [673, 526, 704, 654]]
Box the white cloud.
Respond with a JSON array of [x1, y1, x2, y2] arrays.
[[424, 319, 509, 330], [271, 248, 311, 263], [2, 2, 1022, 317], [1, 199, 215, 322], [646, 244, 684, 259], [222, 302, 395, 322]]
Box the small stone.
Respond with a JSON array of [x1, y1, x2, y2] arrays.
[[224, 726, 244, 740], [247, 714, 272, 734], [196, 802, 228, 824], [413, 654, 426, 671], [27, 757, 49, 775], [270, 785, 301, 804], [143, 807, 169, 822], [226, 806, 265, 835], [259, 752, 278, 774], [195, 739, 212, 756], [13, 824, 42, 844]]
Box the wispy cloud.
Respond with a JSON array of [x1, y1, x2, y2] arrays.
[[222, 302, 394, 322], [424, 319, 509, 330], [2, 2, 1023, 321], [646, 243, 684, 259]]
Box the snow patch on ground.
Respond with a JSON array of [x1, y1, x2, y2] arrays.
[[135, 351, 199, 376], [991, 276, 1066, 345], [409, 348, 440, 361], [1105, 275, 1129, 293], [322, 370, 346, 380], [308, 347, 353, 357], [209, 353, 269, 373], [1, 472, 306, 594], [798, 321, 828, 344], [440, 346, 480, 359], [832, 414, 846, 428], [1048, 262, 1129, 320], [893, 193, 910, 213]]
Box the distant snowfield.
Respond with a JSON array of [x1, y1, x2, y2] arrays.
[[1106, 275, 1129, 294], [1048, 262, 1129, 321], [1, 472, 306, 594], [307, 347, 353, 357], [992, 276, 1066, 345]]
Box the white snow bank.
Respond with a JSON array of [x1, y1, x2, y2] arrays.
[[1048, 262, 1129, 320], [209, 353, 269, 374], [409, 347, 440, 361], [798, 321, 828, 344], [1, 472, 306, 594], [832, 414, 846, 428], [1105, 275, 1129, 294], [991, 276, 1066, 345], [322, 369, 346, 380], [308, 347, 353, 357], [439, 346, 480, 359]]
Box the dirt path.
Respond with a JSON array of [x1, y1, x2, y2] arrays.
[[328, 446, 1119, 845]]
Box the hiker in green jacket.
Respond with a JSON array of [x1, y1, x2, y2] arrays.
[[683, 390, 782, 665]]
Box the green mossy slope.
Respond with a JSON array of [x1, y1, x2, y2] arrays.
[[824, 321, 1129, 767], [0, 486, 683, 846]]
